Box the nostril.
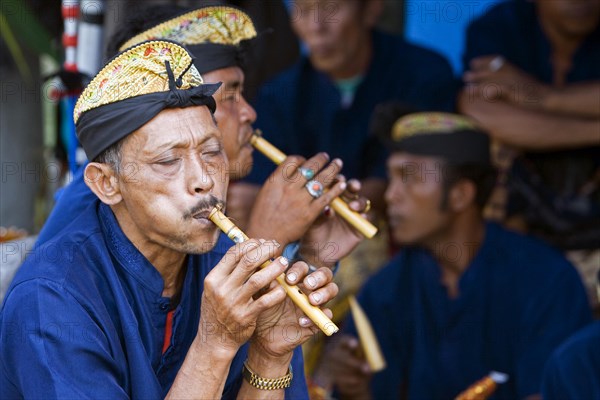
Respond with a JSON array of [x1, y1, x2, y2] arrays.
[[194, 187, 201, 193]]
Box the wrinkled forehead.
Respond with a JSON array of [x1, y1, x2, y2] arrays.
[[125, 107, 220, 153]]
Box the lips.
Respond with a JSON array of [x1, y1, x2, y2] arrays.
[[387, 214, 406, 227], [241, 129, 254, 148], [192, 209, 211, 220]]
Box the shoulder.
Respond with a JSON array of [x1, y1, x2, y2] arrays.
[[469, 0, 532, 30], [4, 206, 107, 304], [489, 223, 573, 273], [359, 251, 413, 305], [256, 59, 308, 96], [555, 321, 600, 357], [543, 322, 600, 396], [377, 30, 450, 67]]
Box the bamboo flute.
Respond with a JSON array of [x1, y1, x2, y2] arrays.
[[249, 131, 378, 239], [348, 295, 386, 372], [208, 205, 339, 336]]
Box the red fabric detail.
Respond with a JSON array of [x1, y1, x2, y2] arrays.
[[162, 310, 174, 354]]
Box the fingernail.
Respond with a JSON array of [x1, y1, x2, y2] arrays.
[[323, 206, 332, 217], [311, 292, 322, 304], [340, 182, 347, 190], [287, 272, 297, 283], [306, 275, 317, 288], [361, 364, 371, 374], [280, 256, 289, 266], [299, 317, 310, 326]]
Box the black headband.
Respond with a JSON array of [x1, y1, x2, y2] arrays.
[[76, 61, 221, 161], [188, 40, 251, 74], [385, 129, 491, 166]]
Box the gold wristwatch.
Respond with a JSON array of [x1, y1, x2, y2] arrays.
[[242, 361, 293, 390]]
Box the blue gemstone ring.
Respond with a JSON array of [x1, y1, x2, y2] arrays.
[[298, 167, 315, 181], [305, 180, 324, 199]]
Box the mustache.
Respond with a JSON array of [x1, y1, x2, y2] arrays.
[[183, 195, 223, 220]]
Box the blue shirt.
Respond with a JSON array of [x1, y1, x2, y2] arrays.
[[37, 166, 91, 245], [542, 321, 600, 400], [1, 201, 308, 399], [246, 30, 457, 184], [344, 223, 591, 399], [463, 0, 600, 250]]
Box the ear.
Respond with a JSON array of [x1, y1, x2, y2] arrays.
[[84, 162, 123, 205], [364, 0, 384, 27], [448, 179, 477, 212]]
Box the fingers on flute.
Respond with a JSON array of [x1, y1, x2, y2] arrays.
[[299, 308, 333, 328], [314, 158, 343, 187], [316, 179, 347, 208], [284, 260, 310, 285], [231, 239, 280, 283]]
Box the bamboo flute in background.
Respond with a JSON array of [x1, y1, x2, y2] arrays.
[[455, 371, 509, 400], [208, 205, 339, 336], [249, 130, 378, 239], [348, 295, 386, 372]]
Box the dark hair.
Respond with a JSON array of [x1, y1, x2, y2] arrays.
[[94, 139, 124, 174], [441, 163, 498, 211], [105, 5, 191, 58], [369, 101, 416, 144]]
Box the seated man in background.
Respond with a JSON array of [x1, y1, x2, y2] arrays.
[[318, 110, 592, 399], [0, 41, 339, 399], [459, 0, 600, 310], [242, 0, 458, 221], [37, 5, 367, 271], [542, 269, 600, 399]]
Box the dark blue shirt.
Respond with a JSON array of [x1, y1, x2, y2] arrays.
[[1, 201, 308, 399], [37, 166, 91, 245], [463, 0, 600, 250], [345, 223, 591, 399], [246, 30, 457, 184], [542, 321, 600, 400]]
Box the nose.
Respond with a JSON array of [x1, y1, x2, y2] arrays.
[[384, 178, 405, 206], [185, 155, 216, 196], [239, 94, 257, 124]]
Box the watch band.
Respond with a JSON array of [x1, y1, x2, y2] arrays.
[[242, 361, 293, 390]]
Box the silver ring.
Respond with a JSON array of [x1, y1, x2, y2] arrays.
[[305, 180, 324, 199], [298, 167, 315, 180], [489, 56, 505, 72]]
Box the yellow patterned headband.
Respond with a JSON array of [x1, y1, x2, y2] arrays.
[[74, 40, 221, 161], [388, 112, 490, 165], [119, 6, 257, 52], [74, 40, 203, 122], [391, 112, 479, 141]]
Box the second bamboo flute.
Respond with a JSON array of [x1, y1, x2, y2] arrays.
[[208, 206, 339, 336], [250, 131, 378, 239]]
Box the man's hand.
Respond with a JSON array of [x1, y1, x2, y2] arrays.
[[246, 153, 348, 247], [248, 261, 339, 364], [198, 239, 288, 355], [314, 335, 373, 399], [463, 55, 551, 109], [299, 179, 368, 269]]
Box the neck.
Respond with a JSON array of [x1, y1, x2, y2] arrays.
[[539, 18, 585, 64], [328, 33, 372, 80], [112, 207, 187, 299], [424, 210, 486, 298]]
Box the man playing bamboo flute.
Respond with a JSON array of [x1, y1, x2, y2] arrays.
[[319, 109, 592, 399], [0, 40, 344, 399]]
